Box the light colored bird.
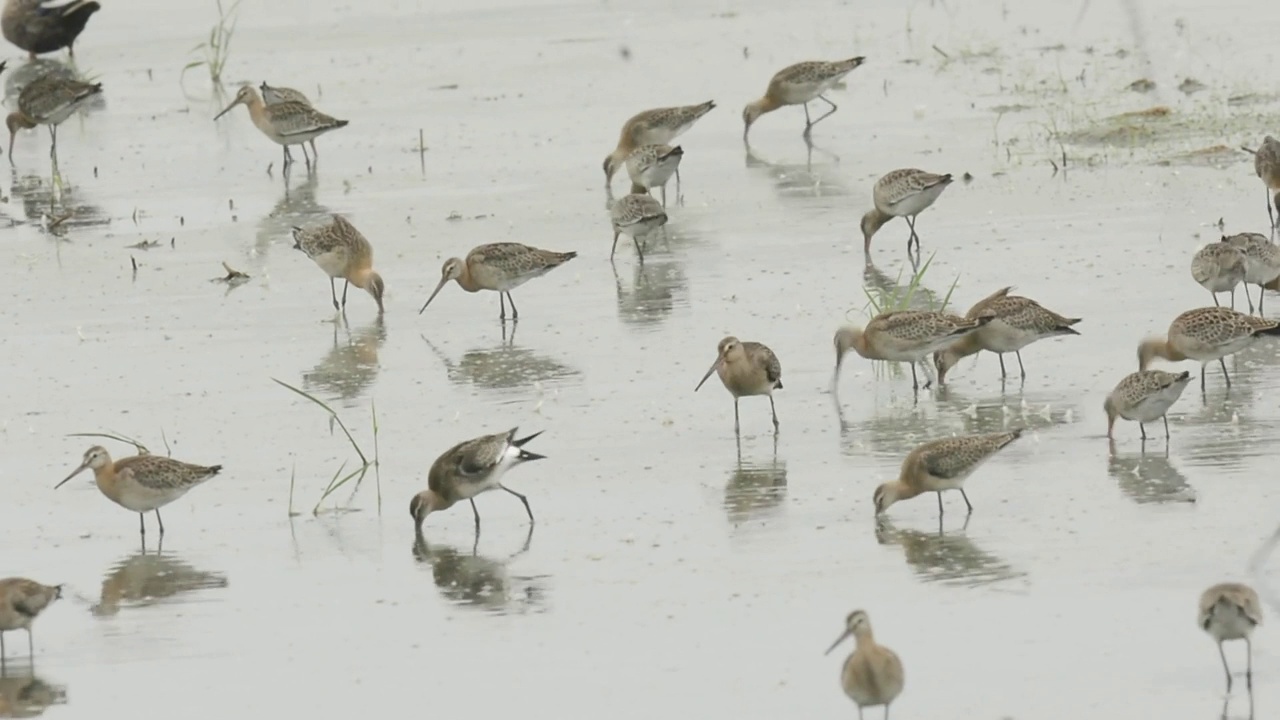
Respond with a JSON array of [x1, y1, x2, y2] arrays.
[[2, 0, 98, 59], [742, 56, 866, 140], [1191, 242, 1247, 310], [825, 609, 904, 720], [410, 428, 545, 532], [1137, 306, 1280, 390], [933, 287, 1081, 383], [873, 430, 1023, 517], [55, 445, 222, 538], [0, 578, 60, 661], [1223, 232, 1280, 314], [602, 101, 715, 186], [6, 70, 100, 161], [625, 144, 683, 207], [861, 169, 953, 256], [834, 311, 992, 391], [1103, 370, 1192, 440], [418, 242, 577, 321], [292, 214, 385, 315], [1249, 135, 1280, 228], [259, 81, 329, 160], [694, 336, 783, 433], [1199, 582, 1262, 693], [213, 84, 347, 168], [610, 193, 668, 262]]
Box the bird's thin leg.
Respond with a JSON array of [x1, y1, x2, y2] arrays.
[[500, 484, 535, 524], [27, 628, 33, 658], [1267, 185, 1275, 230], [1016, 351, 1027, 379], [1247, 636, 1254, 690], [997, 353, 1008, 378], [1220, 358, 1232, 388], [960, 489, 974, 513], [803, 102, 813, 129], [734, 399, 741, 434], [1139, 422, 1147, 440], [769, 395, 779, 431], [910, 363, 920, 391], [611, 231, 621, 260], [676, 168, 683, 206], [283, 145, 291, 168], [138, 512, 146, 538], [1230, 288, 1236, 310], [1163, 415, 1170, 439], [469, 498, 481, 533], [1212, 291, 1221, 307], [809, 94, 839, 128], [905, 215, 920, 252], [340, 280, 351, 309], [936, 491, 944, 516], [884, 704, 890, 720], [498, 292, 507, 320], [857, 707, 864, 720], [329, 278, 340, 311], [1200, 366, 1207, 392], [310, 139, 318, 159], [156, 509, 165, 536], [1220, 642, 1234, 692], [301, 143, 311, 165], [660, 184, 667, 208], [1260, 284, 1266, 315], [507, 292, 519, 320], [633, 235, 645, 264], [1, 632, 5, 663]]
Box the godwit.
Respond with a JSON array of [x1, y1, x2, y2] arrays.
[[259, 81, 327, 161], [694, 336, 783, 433], [834, 311, 992, 391], [1137, 306, 1280, 390], [410, 428, 545, 532], [418, 242, 577, 321], [1199, 582, 1262, 692], [1222, 232, 1280, 314], [0, 579, 60, 662], [1190, 242, 1246, 310], [2, 0, 98, 59], [292, 214, 385, 315], [824, 609, 904, 720], [873, 430, 1023, 517], [214, 84, 347, 168], [610, 192, 668, 262], [1249, 136, 1280, 228], [6, 71, 100, 164], [602, 101, 715, 186], [933, 287, 1081, 383], [625, 144, 683, 207], [861, 169, 953, 256], [55, 445, 222, 538], [1104, 370, 1193, 440], [742, 56, 866, 140]]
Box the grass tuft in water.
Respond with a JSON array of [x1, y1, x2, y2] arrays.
[[271, 378, 379, 515], [181, 0, 241, 88], [858, 252, 961, 382]]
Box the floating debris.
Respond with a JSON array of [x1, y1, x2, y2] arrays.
[[213, 261, 250, 286], [1178, 77, 1207, 95], [1126, 78, 1156, 93], [126, 239, 162, 250]]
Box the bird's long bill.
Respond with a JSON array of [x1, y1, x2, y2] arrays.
[[212, 100, 240, 121], [417, 277, 450, 315], [824, 628, 852, 656], [54, 462, 89, 489], [694, 357, 722, 392]]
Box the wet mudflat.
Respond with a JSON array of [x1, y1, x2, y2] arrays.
[[2, 0, 1280, 717]]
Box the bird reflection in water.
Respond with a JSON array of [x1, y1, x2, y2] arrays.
[[412, 526, 547, 615], [743, 135, 846, 197], [92, 547, 229, 617], [253, 168, 326, 263], [8, 167, 106, 234], [875, 517, 1025, 589], [1106, 440, 1197, 505], [613, 257, 688, 329], [935, 386, 1076, 436], [420, 325, 580, 394], [724, 434, 787, 526], [302, 316, 386, 407], [0, 667, 66, 718]]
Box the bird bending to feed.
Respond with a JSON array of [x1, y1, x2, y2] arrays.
[[1137, 306, 1280, 390], [2, 0, 99, 59], [610, 192, 668, 262], [0, 578, 61, 661], [742, 56, 866, 140], [873, 430, 1023, 517], [1199, 582, 1262, 693], [213, 84, 348, 168], [410, 428, 545, 532], [694, 336, 783, 433], [55, 445, 222, 538], [861, 168, 953, 257], [933, 286, 1081, 384], [825, 609, 904, 720], [7, 70, 100, 162], [1104, 370, 1192, 440], [1222, 232, 1280, 314], [626, 144, 683, 207], [292, 214, 385, 315], [1248, 135, 1280, 228], [418, 242, 577, 321], [834, 311, 992, 391], [259, 81, 330, 161], [602, 101, 715, 186], [1191, 242, 1246, 310]]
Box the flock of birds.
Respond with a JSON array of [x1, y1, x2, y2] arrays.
[[0, 1, 1277, 715]]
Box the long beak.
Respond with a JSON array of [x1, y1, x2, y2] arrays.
[[824, 629, 852, 655], [694, 357, 722, 392], [417, 277, 449, 315], [55, 462, 89, 489], [213, 101, 239, 121]]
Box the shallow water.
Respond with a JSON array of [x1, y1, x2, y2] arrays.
[[3, 0, 1280, 717]]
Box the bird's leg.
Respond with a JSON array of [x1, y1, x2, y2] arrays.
[[676, 167, 683, 206], [1016, 351, 1027, 379], [156, 509, 165, 536], [910, 362, 920, 391], [138, 512, 146, 538], [857, 708, 864, 720], [1139, 422, 1147, 441], [611, 230, 622, 260], [810, 94, 840, 128], [283, 145, 292, 169], [498, 292, 507, 320], [310, 139, 318, 159], [936, 491, 944, 516], [803, 102, 813, 129], [341, 280, 350, 309], [734, 399, 741, 434], [1200, 365, 1207, 392], [301, 143, 311, 166], [469, 498, 481, 533], [1219, 358, 1232, 388], [1260, 284, 1266, 315], [1220, 642, 1234, 693], [633, 235, 645, 264], [769, 395, 780, 432], [500, 484, 535, 524], [329, 278, 340, 311], [507, 292, 520, 320], [1247, 636, 1254, 690], [1163, 415, 1170, 439], [905, 215, 921, 252], [997, 353, 1008, 378], [660, 184, 667, 208], [27, 628, 33, 658], [1267, 185, 1275, 230], [884, 703, 891, 720], [960, 489, 974, 513]]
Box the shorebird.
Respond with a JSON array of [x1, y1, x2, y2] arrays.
[[214, 84, 348, 168], [292, 214, 385, 315], [742, 56, 866, 140], [410, 428, 545, 532], [259, 81, 328, 161], [1191, 242, 1247, 310], [602, 101, 715, 187], [861, 169, 953, 256], [610, 193, 668, 262], [2, 0, 98, 59], [694, 336, 783, 433], [0, 578, 60, 662], [873, 430, 1023, 517], [824, 609, 904, 720], [1248, 135, 1280, 228], [55, 445, 222, 538], [1137, 306, 1280, 390], [418, 242, 577, 321], [1223, 232, 1280, 314], [834, 311, 992, 391], [625, 144, 683, 207], [6, 70, 100, 165], [1104, 370, 1192, 440], [1199, 582, 1262, 693], [933, 287, 1081, 383]]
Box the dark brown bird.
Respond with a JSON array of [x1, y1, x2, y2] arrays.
[[2, 0, 100, 60]]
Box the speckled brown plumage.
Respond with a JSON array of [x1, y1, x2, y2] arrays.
[[742, 56, 866, 139], [695, 336, 783, 432], [292, 215, 384, 314], [1103, 369, 1192, 440], [2, 0, 99, 59], [1223, 232, 1280, 313], [1138, 306, 1280, 389], [1199, 582, 1262, 692], [0, 577, 61, 660], [603, 101, 715, 184], [834, 310, 992, 390], [625, 144, 683, 205], [419, 242, 577, 320], [1191, 242, 1246, 309], [861, 168, 954, 255], [410, 428, 546, 531], [610, 193, 668, 262], [874, 430, 1023, 517], [933, 287, 1081, 383]]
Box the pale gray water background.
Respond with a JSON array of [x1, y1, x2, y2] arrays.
[[1, 0, 1279, 717]]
